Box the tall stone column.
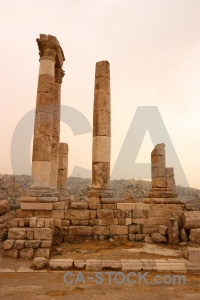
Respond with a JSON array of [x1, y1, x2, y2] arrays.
[[88, 61, 114, 198], [31, 36, 56, 189], [31, 34, 65, 191], [50, 67, 65, 189], [57, 143, 68, 190]]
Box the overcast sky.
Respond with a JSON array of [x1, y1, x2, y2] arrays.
[[0, 0, 200, 188]]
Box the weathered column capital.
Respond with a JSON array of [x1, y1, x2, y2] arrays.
[[36, 34, 65, 67], [55, 67, 65, 84]]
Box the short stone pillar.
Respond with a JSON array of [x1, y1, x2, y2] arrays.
[[168, 218, 180, 245], [57, 143, 68, 190], [88, 61, 114, 198], [50, 67, 65, 189], [148, 143, 177, 198]]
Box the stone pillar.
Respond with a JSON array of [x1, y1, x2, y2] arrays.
[[168, 218, 180, 245], [57, 143, 68, 190], [88, 61, 114, 198], [31, 36, 56, 189], [148, 143, 177, 199], [31, 34, 65, 192], [50, 68, 65, 189]]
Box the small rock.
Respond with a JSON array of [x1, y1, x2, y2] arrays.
[[109, 238, 114, 242], [180, 228, 188, 242], [151, 233, 167, 243], [31, 257, 49, 270]]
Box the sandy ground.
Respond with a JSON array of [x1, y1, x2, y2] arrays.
[[0, 240, 200, 300]]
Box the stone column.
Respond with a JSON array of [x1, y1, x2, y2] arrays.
[[31, 36, 56, 188], [31, 34, 65, 192], [50, 67, 65, 189], [57, 143, 68, 190], [89, 61, 114, 198]]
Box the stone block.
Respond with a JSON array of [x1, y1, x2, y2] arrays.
[[97, 209, 114, 219], [185, 204, 195, 211], [3, 249, 18, 258], [89, 203, 101, 209], [151, 233, 167, 243], [71, 220, 79, 225], [129, 224, 142, 234], [148, 217, 169, 226], [41, 240, 52, 248], [141, 259, 157, 271], [14, 240, 25, 249], [117, 203, 136, 210], [34, 248, 50, 258], [152, 178, 166, 188], [27, 228, 34, 240], [159, 225, 168, 235], [89, 210, 97, 219], [30, 217, 38, 228], [74, 260, 86, 269], [37, 218, 45, 228], [8, 219, 19, 228], [2, 239, 14, 250], [19, 248, 34, 259], [53, 201, 65, 210], [79, 220, 88, 226], [45, 218, 54, 229], [49, 259, 73, 270], [125, 218, 132, 225], [152, 167, 165, 178], [70, 202, 88, 210], [102, 260, 121, 270], [65, 209, 89, 220], [18, 219, 25, 227], [69, 226, 92, 236], [189, 228, 200, 244], [20, 197, 37, 203], [34, 228, 52, 240], [182, 211, 200, 229], [8, 228, 27, 240], [86, 259, 102, 271], [168, 218, 180, 245], [180, 228, 188, 242], [151, 154, 165, 168], [21, 202, 53, 210], [93, 226, 109, 235], [186, 247, 200, 262], [52, 210, 65, 219], [24, 240, 41, 249], [110, 225, 128, 235], [118, 218, 125, 225], [128, 234, 136, 241], [121, 259, 142, 271], [89, 219, 98, 226]]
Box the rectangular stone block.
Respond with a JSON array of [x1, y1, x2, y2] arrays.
[[8, 228, 27, 240], [152, 178, 166, 188], [21, 202, 53, 210], [34, 248, 50, 258], [3, 249, 18, 258], [19, 248, 34, 259], [102, 260, 121, 270], [24, 240, 41, 249], [53, 201, 65, 210], [27, 228, 34, 240], [65, 210, 89, 220], [34, 228, 52, 240], [93, 226, 109, 235], [41, 240, 52, 248], [121, 259, 142, 271], [86, 259, 102, 271], [37, 218, 45, 228], [13, 240, 25, 249], [117, 203, 136, 210], [30, 217, 38, 228], [49, 259, 73, 270], [110, 225, 128, 235], [182, 211, 200, 229], [74, 260, 86, 269], [151, 155, 165, 168], [20, 197, 37, 203], [97, 209, 114, 219], [2, 240, 14, 250], [69, 226, 92, 236], [52, 210, 65, 219], [70, 203, 89, 210], [89, 210, 97, 219], [45, 218, 54, 229], [152, 167, 165, 178]]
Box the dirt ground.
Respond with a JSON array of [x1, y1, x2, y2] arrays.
[[0, 240, 200, 300]]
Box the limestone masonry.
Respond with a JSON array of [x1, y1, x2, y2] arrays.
[[1, 34, 200, 260]]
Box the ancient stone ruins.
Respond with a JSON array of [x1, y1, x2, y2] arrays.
[[1, 34, 200, 261]]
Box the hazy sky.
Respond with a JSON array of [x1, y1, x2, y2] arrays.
[[0, 0, 200, 188]]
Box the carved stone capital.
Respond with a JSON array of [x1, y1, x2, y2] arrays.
[[55, 68, 65, 84]]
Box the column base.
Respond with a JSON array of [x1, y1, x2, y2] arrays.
[[87, 187, 115, 198], [148, 188, 177, 198], [143, 197, 186, 204]]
